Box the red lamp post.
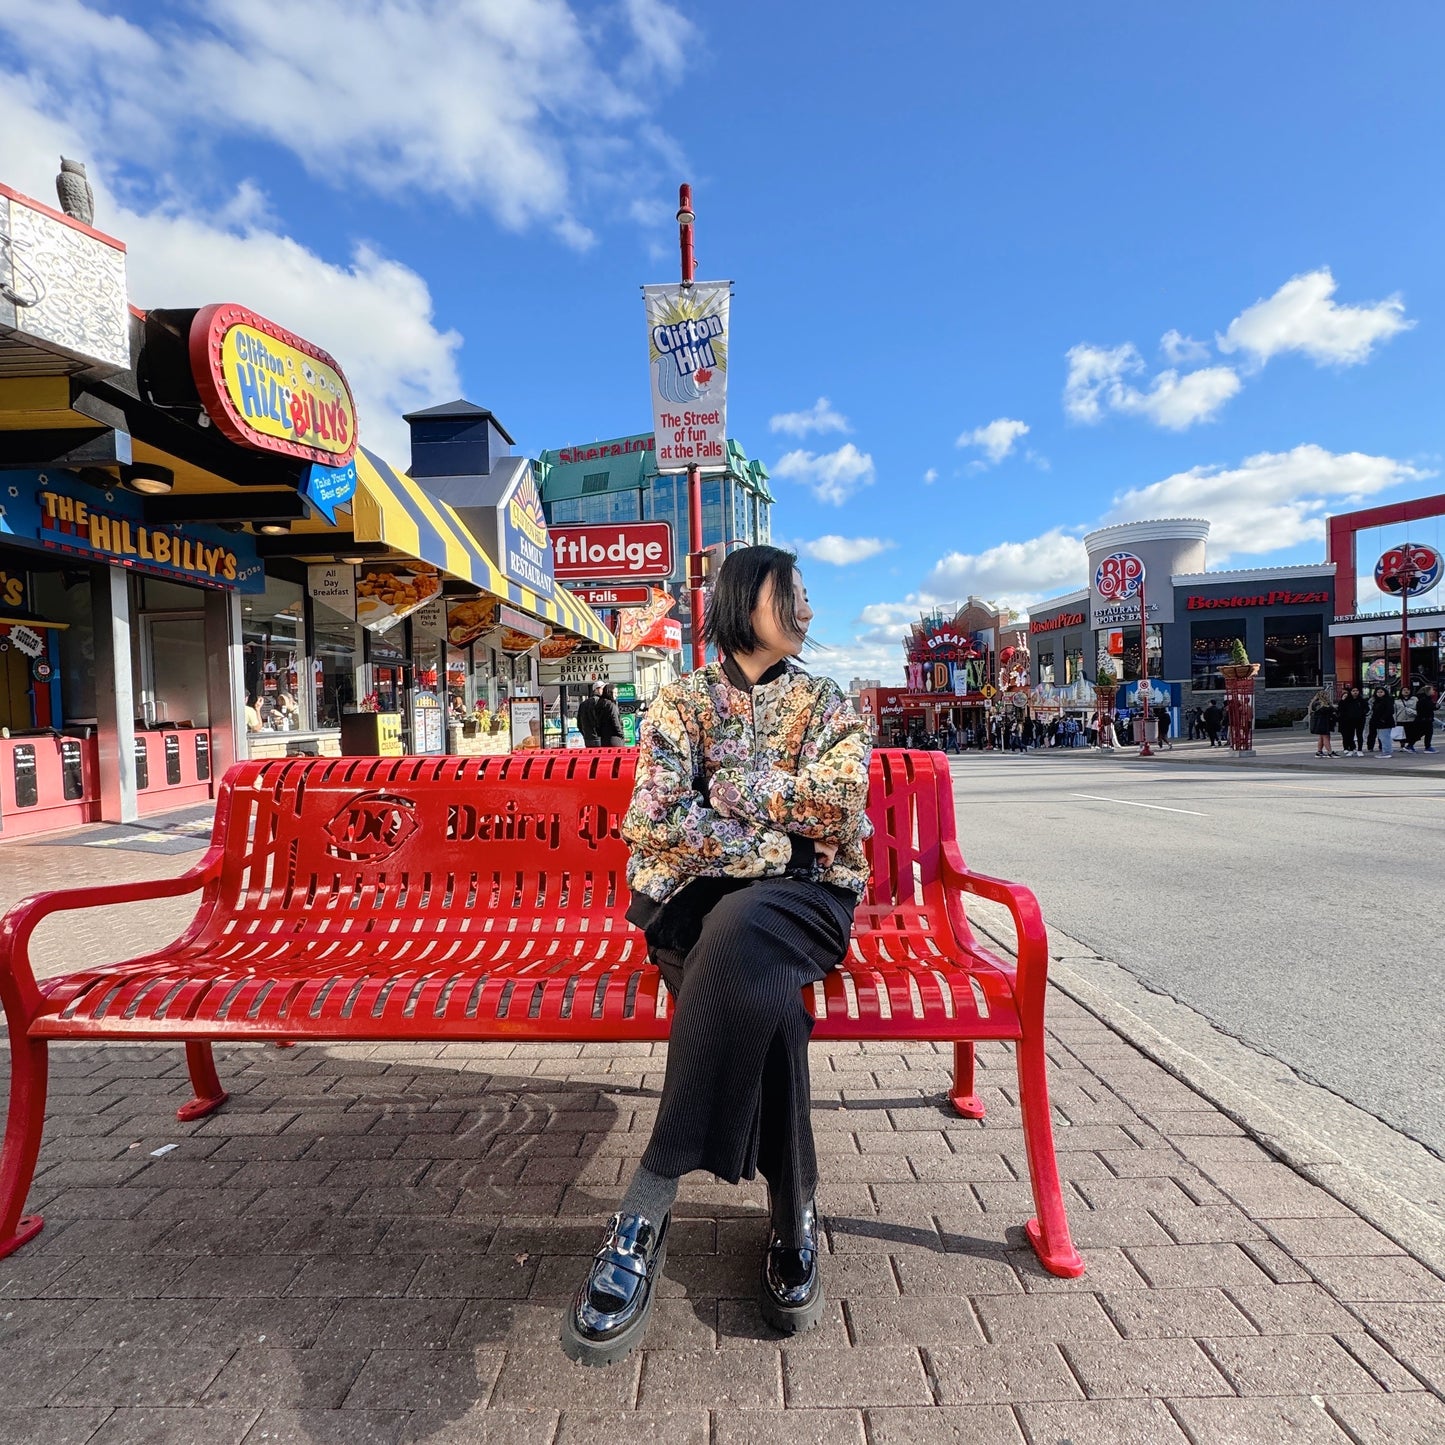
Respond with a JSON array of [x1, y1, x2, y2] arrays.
[[677, 184, 707, 670], [1136, 571, 1153, 757]]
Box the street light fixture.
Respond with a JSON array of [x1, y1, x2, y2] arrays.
[[120, 463, 174, 496]]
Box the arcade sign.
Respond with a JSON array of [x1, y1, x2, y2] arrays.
[[190, 303, 357, 467], [1375, 543, 1442, 599]]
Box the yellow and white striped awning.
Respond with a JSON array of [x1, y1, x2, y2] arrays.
[[351, 448, 613, 648]]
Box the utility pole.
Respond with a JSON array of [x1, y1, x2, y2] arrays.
[[676, 184, 706, 670]]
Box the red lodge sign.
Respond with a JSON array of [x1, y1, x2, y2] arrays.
[[550, 522, 674, 581], [191, 303, 358, 467]]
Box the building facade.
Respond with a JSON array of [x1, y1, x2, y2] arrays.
[[1028, 519, 1336, 723]]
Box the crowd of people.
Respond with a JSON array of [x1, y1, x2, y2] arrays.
[[1308, 682, 1436, 757]]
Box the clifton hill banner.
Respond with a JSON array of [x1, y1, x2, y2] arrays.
[[643, 280, 731, 473]]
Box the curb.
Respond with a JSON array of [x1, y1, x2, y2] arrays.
[[969, 916, 1445, 1278]]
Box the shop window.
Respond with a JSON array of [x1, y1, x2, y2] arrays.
[[1038, 649, 1055, 685], [312, 599, 361, 728], [1097, 625, 1160, 682], [446, 644, 471, 720], [1264, 618, 1322, 689], [1065, 647, 1084, 684], [1191, 621, 1242, 691], [29, 569, 96, 723], [242, 574, 305, 731]]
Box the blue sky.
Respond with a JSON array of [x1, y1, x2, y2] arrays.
[[3, 1, 1443, 683]]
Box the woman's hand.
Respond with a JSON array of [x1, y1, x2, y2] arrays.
[[814, 840, 839, 868]]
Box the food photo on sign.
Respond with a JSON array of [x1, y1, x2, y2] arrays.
[[354, 563, 442, 631], [615, 588, 677, 651], [446, 596, 501, 647]]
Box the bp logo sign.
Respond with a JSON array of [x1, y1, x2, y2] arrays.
[[1375, 543, 1442, 598], [1094, 551, 1145, 601]]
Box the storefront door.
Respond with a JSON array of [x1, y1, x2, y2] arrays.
[[140, 614, 210, 728]]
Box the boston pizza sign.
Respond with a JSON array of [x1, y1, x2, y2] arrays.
[[191, 304, 357, 467]]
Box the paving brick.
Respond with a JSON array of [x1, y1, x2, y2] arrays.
[[1200, 1162, 1354, 1218], [783, 1342, 932, 1407], [0, 1345, 98, 1405], [1349, 1300, 1445, 1355], [85, 1407, 260, 1444], [287, 1253, 424, 1298], [203, 1347, 369, 1410], [639, 1345, 783, 1408], [863, 1405, 1023, 1444], [975, 1292, 1116, 1343], [1125, 1242, 1274, 1289], [187, 1298, 342, 1350], [1100, 1287, 1255, 1339], [1202, 1334, 1385, 1395], [715, 1296, 851, 1351], [844, 1296, 986, 1347], [316, 1298, 465, 1351], [239, 1407, 408, 1444], [0, 1297, 87, 1349], [1150, 1203, 1268, 1244], [1297, 1254, 1445, 1303], [0, 1407, 112, 1445], [713, 1408, 867, 1445], [1338, 1331, 1431, 1392], [921, 1343, 1081, 1405], [1169, 1396, 1352, 1444], [1060, 1338, 1232, 1398], [1265, 1216, 1407, 1257], [1325, 1393, 1445, 1444], [40, 1253, 190, 1301], [51, 1344, 234, 1408], [489, 1351, 640, 1409], [1009, 1245, 1149, 1294], [1059, 1208, 1174, 1249], [1073, 1177, 1218, 1210], [66, 1298, 221, 1349], [153, 1218, 299, 1257], [1014, 1398, 1191, 1444], [398, 1405, 559, 1444], [344, 1348, 505, 1412], [893, 1253, 1023, 1297], [161, 1254, 304, 1298], [552, 1409, 708, 1445]]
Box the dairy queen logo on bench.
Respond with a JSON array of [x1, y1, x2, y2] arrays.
[[324, 793, 420, 861]]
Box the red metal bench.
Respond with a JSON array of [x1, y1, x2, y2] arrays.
[[0, 749, 1084, 1276]]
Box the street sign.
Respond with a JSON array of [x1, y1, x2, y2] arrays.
[[550, 522, 675, 581], [981, 684, 997, 698], [571, 584, 652, 607]]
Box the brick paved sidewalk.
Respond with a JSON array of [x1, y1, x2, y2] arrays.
[[1, 841, 1443, 1443]]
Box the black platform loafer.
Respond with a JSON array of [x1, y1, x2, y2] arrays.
[[561, 1210, 669, 1366], [760, 1197, 825, 1333]]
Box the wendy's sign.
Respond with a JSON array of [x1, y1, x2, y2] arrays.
[[191, 304, 357, 467]]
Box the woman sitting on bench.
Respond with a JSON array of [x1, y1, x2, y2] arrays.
[[562, 545, 873, 1366]]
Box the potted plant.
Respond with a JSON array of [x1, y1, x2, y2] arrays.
[[1219, 638, 1259, 682]]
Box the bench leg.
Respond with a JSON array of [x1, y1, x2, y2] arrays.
[[0, 1035, 48, 1260], [177, 1042, 230, 1122], [948, 1041, 987, 1119], [1015, 1032, 1085, 1278]]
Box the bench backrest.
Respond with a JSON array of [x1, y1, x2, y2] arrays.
[[207, 748, 960, 930]]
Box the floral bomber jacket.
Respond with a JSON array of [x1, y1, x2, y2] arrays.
[[622, 659, 874, 906]]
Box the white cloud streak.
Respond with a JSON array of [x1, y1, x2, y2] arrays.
[[1218, 268, 1414, 368], [956, 417, 1029, 464], [772, 443, 876, 506], [797, 536, 895, 566], [1065, 344, 1240, 430], [769, 397, 851, 437]]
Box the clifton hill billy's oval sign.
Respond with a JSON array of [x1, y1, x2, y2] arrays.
[[190, 304, 357, 467]]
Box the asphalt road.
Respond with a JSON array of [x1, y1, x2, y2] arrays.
[[947, 750, 1445, 1161]]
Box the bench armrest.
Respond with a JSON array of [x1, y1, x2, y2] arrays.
[[939, 841, 1051, 1022], [0, 849, 224, 1020]]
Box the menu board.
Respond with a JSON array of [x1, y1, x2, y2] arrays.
[[509, 697, 543, 752]]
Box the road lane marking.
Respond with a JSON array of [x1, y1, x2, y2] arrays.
[[1069, 793, 1208, 816]]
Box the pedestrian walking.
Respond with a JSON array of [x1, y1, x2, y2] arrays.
[[596, 683, 626, 747], [1203, 699, 1223, 747], [1307, 689, 1338, 757], [1367, 686, 1395, 758], [577, 683, 602, 748], [1416, 685, 1437, 752], [1152, 702, 1173, 750], [562, 545, 871, 1365], [1337, 685, 1367, 756]]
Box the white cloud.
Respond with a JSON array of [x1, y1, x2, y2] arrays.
[[922, 528, 1089, 608], [1218, 268, 1413, 368], [0, 0, 691, 245], [772, 443, 876, 506], [1107, 445, 1432, 559], [0, 81, 461, 464], [956, 417, 1029, 464], [797, 536, 895, 566], [769, 397, 851, 438], [1064, 343, 1239, 430], [923, 468, 939, 485], [1160, 329, 1212, 366]]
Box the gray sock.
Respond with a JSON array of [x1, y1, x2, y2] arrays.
[[619, 1164, 679, 1224]]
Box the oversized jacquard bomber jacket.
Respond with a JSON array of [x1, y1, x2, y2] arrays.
[[622, 658, 874, 908]]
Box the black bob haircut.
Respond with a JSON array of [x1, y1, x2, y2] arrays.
[[702, 545, 803, 658]]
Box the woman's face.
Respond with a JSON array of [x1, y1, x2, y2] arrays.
[[751, 567, 813, 658]]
